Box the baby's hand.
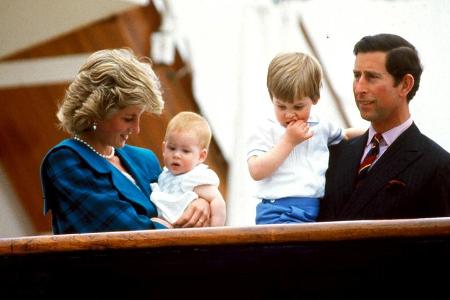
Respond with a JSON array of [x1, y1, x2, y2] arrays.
[[284, 120, 313, 146]]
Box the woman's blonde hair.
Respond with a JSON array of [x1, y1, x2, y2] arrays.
[[57, 48, 164, 134], [165, 111, 212, 149], [267, 52, 322, 103]]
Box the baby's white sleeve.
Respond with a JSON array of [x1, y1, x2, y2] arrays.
[[181, 165, 219, 192]]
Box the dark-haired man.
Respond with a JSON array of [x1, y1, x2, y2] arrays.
[[318, 33, 450, 221]]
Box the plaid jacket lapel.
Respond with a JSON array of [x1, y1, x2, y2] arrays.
[[58, 140, 154, 214]]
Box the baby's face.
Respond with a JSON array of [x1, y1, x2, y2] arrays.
[[162, 130, 207, 175]]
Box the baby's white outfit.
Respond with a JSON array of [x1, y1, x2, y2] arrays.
[[150, 163, 219, 223]]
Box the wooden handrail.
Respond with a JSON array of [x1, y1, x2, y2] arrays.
[[1, 217, 449, 255]]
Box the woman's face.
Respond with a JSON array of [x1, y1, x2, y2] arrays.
[[96, 105, 145, 148]]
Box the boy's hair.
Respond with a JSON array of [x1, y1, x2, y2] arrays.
[[165, 111, 212, 149], [267, 52, 322, 103]]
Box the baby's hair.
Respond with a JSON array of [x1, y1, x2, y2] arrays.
[[165, 111, 212, 149], [267, 52, 322, 103]]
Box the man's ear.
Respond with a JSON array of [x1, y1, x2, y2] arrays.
[[399, 74, 414, 98], [199, 148, 208, 163]]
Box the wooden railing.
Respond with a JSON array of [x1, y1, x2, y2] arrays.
[[1, 218, 450, 298]]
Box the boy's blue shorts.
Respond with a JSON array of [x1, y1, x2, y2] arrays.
[[255, 197, 319, 224]]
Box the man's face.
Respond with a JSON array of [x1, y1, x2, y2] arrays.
[[353, 51, 409, 132]]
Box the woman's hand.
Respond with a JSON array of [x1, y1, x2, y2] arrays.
[[173, 198, 211, 228]]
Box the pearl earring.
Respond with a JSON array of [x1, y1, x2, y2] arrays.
[[92, 122, 97, 131]]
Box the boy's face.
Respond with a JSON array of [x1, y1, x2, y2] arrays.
[[272, 96, 314, 127], [162, 130, 207, 175]]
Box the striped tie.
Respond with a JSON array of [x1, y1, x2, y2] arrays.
[[357, 133, 383, 183]]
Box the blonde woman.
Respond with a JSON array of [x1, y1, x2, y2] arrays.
[[41, 49, 210, 234]]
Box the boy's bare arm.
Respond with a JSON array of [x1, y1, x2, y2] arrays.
[[247, 143, 293, 181]]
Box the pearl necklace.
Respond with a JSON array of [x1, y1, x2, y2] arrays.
[[73, 135, 115, 159]]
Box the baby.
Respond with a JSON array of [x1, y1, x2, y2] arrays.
[[150, 111, 226, 228]]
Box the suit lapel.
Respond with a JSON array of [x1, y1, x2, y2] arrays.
[[333, 134, 368, 212], [340, 124, 423, 218]]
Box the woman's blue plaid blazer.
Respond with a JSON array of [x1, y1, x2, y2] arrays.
[[41, 138, 162, 234]]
